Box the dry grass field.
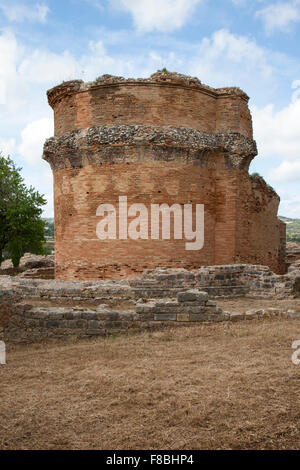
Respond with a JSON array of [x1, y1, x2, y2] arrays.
[[1, 311, 300, 450]]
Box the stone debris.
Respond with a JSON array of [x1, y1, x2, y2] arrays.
[[0, 253, 54, 279]]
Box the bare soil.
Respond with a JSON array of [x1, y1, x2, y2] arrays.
[[1, 307, 300, 450]]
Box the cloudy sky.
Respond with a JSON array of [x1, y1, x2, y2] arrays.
[[0, 0, 300, 218]]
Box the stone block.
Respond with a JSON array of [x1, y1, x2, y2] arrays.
[[45, 321, 60, 328], [177, 290, 209, 303], [82, 311, 98, 320], [136, 304, 155, 314], [137, 313, 155, 321], [286, 311, 300, 319], [86, 329, 106, 336], [265, 308, 281, 317], [154, 314, 176, 321], [88, 320, 100, 329], [189, 313, 209, 322], [229, 312, 245, 322], [177, 313, 190, 322], [245, 310, 258, 320]]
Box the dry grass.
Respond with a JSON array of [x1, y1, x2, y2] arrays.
[[1, 317, 300, 450], [218, 297, 300, 312]]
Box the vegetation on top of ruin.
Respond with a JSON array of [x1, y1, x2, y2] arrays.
[[156, 68, 171, 73], [249, 172, 262, 179], [249, 172, 276, 195]]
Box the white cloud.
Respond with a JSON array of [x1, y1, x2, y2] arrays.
[[0, 27, 296, 217], [277, 189, 300, 218], [0, 27, 279, 126], [0, 137, 17, 156], [21, 165, 54, 216], [18, 50, 80, 84], [292, 79, 300, 102], [17, 39, 118, 84], [18, 118, 53, 165], [256, 1, 300, 33], [189, 29, 273, 88], [113, 0, 202, 32], [252, 88, 300, 165], [43, 193, 54, 218], [251, 82, 300, 201], [0, 2, 49, 23], [0, 30, 24, 112], [270, 161, 300, 183]]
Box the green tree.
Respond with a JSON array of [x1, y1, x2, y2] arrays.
[[44, 219, 54, 238], [0, 153, 46, 267]]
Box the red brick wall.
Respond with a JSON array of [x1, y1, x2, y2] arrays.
[[53, 93, 77, 137], [216, 95, 253, 137], [53, 163, 284, 280], [234, 173, 286, 274], [214, 170, 238, 265], [51, 83, 253, 138], [53, 162, 217, 280]]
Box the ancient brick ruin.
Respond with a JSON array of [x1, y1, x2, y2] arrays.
[[43, 72, 286, 281]]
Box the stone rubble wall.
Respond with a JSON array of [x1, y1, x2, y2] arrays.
[[44, 125, 257, 171]]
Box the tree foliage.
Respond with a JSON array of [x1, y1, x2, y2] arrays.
[[0, 153, 46, 267], [44, 218, 54, 238]]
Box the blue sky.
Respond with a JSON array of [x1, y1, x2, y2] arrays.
[[0, 0, 300, 218]]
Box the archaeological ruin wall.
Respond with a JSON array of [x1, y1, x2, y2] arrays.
[[43, 72, 286, 281]]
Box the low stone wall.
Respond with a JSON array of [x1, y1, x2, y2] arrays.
[[3, 294, 300, 343], [132, 264, 297, 298], [1, 263, 299, 343]]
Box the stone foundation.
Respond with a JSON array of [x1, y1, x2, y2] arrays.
[[1, 263, 299, 343]]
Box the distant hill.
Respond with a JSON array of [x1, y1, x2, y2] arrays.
[[279, 216, 300, 243]]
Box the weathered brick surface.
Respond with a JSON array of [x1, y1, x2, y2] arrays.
[[43, 72, 285, 280], [47, 73, 252, 138]]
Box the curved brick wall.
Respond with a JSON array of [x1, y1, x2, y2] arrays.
[[43, 72, 285, 280], [47, 73, 253, 138]]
